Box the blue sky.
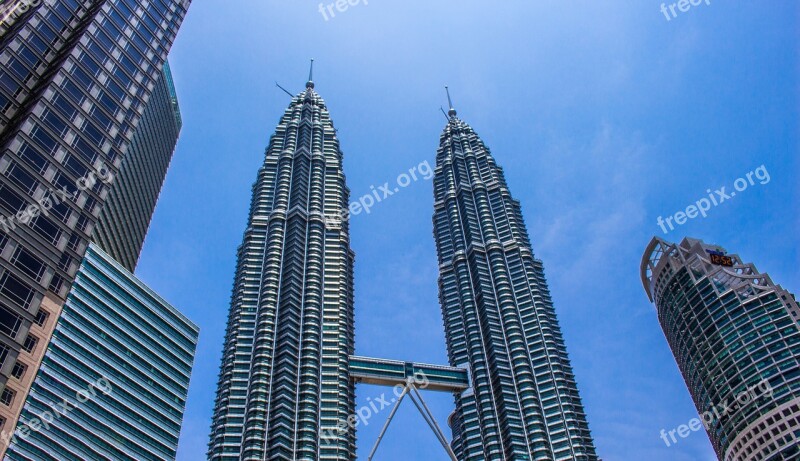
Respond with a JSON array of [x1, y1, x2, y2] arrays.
[[133, 1, 798, 460]]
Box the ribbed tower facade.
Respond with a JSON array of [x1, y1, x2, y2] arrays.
[[207, 78, 356, 461], [642, 237, 800, 461], [92, 61, 183, 272], [433, 105, 597, 460]]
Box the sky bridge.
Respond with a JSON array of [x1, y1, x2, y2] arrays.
[[349, 355, 469, 393]]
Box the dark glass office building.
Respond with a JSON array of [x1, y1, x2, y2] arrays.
[[0, 0, 191, 445], [433, 103, 598, 460], [92, 61, 182, 272], [642, 237, 800, 461], [207, 78, 357, 461]]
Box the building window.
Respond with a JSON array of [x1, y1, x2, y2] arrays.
[[18, 141, 50, 174], [0, 388, 15, 406], [30, 215, 63, 246], [28, 124, 58, 154], [57, 253, 73, 272], [0, 344, 8, 368], [4, 161, 39, 195], [11, 361, 26, 379], [0, 271, 36, 309], [22, 334, 38, 353], [34, 309, 49, 327], [48, 274, 65, 295], [10, 246, 46, 282], [0, 302, 23, 338], [75, 215, 90, 233], [0, 184, 25, 214]]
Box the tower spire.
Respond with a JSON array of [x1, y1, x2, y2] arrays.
[[445, 86, 457, 117], [306, 59, 315, 89]]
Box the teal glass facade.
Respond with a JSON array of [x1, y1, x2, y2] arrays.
[[5, 243, 198, 460], [433, 107, 597, 460], [642, 237, 800, 461]]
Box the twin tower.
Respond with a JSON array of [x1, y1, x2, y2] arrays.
[[206, 72, 598, 461]]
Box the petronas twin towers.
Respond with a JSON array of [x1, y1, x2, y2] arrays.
[[435, 106, 596, 460], [208, 70, 597, 461], [208, 78, 356, 460]]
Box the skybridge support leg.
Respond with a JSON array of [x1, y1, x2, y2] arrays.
[[367, 385, 409, 461], [366, 381, 458, 461], [407, 385, 458, 461]]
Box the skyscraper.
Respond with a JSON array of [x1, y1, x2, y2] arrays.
[[208, 74, 357, 460], [0, 0, 192, 437], [0, 55, 194, 459], [433, 98, 597, 460], [92, 61, 183, 272], [641, 237, 800, 461], [4, 242, 199, 461]]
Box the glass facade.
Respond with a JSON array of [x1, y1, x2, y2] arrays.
[[207, 79, 356, 461], [92, 61, 183, 272], [433, 107, 598, 460], [0, 0, 192, 444], [349, 356, 469, 393], [642, 237, 800, 461], [5, 242, 198, 461]]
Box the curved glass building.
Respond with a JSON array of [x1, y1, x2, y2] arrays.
[[207, 78, 356, 461], [5, 243, 198, 461], [641, 237, 800, 461], [432, 103, 597, 460]]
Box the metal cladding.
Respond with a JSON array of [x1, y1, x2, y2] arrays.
[[432, 111, 598, 460], [642, 237, 800, 461], [207, 83, 356, 461]]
